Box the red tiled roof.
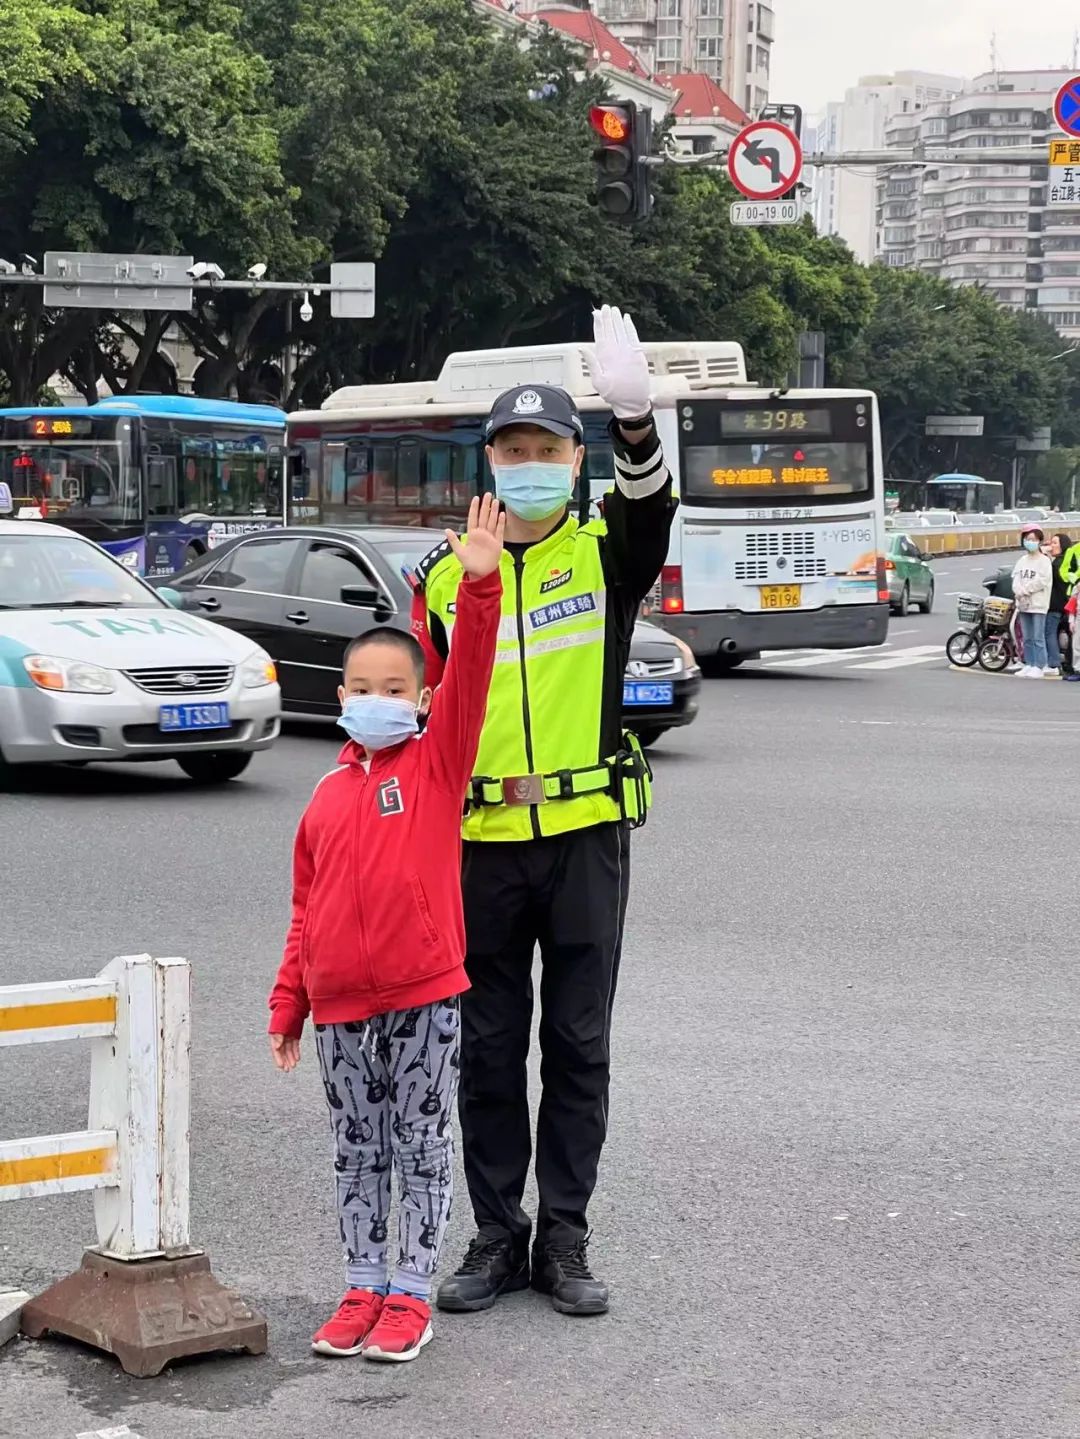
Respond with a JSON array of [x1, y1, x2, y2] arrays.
[[524, 7, 652, 77], [656, 72, 747, 126]]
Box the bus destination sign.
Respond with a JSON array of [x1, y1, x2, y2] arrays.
[[711, 465, 833, 489]]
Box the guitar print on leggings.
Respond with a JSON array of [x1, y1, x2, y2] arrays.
[[343, 1076, 374, 1146], [317, 1004, 459, 1295], [420, 1046, 452, 1117]]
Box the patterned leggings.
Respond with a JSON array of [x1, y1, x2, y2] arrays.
[[314, 998, 459, 1299]]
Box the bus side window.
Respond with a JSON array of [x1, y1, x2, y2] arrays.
[[453, 441, 484, 504], [288, 447, 309, 502], [147, 453, 178, 516], [424, 443, 453, 507], [397, 439, 421, 506], [326, 443, 347, 507]]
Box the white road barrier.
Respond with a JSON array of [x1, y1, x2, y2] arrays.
[[1, 954, 265, 1375], [0, 955, 190, 1255]]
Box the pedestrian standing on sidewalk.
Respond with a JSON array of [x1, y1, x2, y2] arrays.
[[1046, 532, 1073, 676], [267, 494, 504, 1364], [1012, 525, 1053, 678], [412, 306, 675, 1318]]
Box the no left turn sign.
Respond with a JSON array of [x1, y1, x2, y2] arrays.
[[727, 120, 803, 201]]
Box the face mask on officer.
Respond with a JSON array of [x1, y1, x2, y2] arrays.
[[487, 426, 584, 523], [337, 632, 432, 753]]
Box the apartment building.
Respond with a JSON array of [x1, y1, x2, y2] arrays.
[[810, 73, 964, 263], [596, 0, 774, 117], [877, 70, 1080, 339]]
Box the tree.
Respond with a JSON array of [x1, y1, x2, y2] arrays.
[[0, 0, 307, 403], [835, 268, 1073, 482]]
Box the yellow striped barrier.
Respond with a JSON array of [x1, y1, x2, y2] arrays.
[[1, 954, 266, 1375], [891, 523, 1026, 556]]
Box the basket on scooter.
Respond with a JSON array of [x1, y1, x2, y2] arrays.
[[956, 594, 982, 623], [982, 596, 1014, 631]]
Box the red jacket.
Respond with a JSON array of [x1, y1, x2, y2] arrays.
[[268, 569, 501, 1037]]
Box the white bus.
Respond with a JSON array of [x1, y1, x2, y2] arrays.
[[287, 340, 888, 670]]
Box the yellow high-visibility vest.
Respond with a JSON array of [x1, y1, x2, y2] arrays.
[[422, 515, 648, 842]]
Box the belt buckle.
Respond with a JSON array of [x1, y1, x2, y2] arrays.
[[502, 773, 546, 806]]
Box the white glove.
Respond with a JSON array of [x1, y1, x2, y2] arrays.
[[586, 305, 652, 421]]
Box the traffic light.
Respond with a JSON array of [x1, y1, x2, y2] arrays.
[[589, 102, 652, 222]]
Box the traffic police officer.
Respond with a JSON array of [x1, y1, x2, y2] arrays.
[[411, 307, 675, 1317]]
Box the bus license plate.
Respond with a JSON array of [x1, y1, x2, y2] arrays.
[[159, 702, 231, 732], [623, 681, 673, 706], [760, 585, 802, 610]]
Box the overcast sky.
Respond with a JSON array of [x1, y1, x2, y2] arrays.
[[771, 1, 1080, 115]]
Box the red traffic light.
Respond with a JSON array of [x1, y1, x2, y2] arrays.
[[590, 106, 632, 143]]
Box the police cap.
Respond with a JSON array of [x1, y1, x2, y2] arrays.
[[485, 384, 584, 442]]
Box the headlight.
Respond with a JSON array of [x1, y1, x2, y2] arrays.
[[242, 652, 277, 688], [671, 636, 699, 673], [24, 655, 115, 694]]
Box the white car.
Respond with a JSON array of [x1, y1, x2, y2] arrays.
[[0, 521, 281, 783]]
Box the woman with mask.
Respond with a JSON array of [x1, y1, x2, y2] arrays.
[[1012, 525, 1053, 677], [1046, 532, 1073, 676]]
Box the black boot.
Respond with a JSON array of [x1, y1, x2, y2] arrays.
[[531, 1237, 608, 1316], [436, 1233, 530, 1313]]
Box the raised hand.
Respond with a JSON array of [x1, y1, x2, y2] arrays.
[[446, 492, 506, 580], [586, 304, 652, 420]]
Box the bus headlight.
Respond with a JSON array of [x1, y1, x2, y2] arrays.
[[24, 655, 115, 694], [242, 652, 277, 687]]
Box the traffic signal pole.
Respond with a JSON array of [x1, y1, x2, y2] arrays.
[[649, 144, 1050, 169]]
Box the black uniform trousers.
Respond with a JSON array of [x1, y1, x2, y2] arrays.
[[458, 820, 631, 1249]]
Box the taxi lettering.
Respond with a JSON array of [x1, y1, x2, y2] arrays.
[[50, 615, 206, 639]]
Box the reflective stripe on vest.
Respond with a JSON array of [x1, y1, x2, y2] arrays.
[[425, 517, 620, 842]]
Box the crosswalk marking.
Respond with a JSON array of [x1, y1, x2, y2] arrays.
[[760, 645, 893, 669], [848, 645, 943, 670], [753, 642, 949, 673]]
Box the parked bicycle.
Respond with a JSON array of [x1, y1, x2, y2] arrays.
[[945, 593, 1019, 672], [975, 596, 1018, 672]]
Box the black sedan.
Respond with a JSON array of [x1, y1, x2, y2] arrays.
[[153, 526, 700, 746]]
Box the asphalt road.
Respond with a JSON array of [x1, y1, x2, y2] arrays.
[[4, 558, 1080, 1439]]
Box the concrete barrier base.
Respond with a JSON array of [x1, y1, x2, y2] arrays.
[[1, 1287, 30, 1347], [20, 1250, 267, 1377]]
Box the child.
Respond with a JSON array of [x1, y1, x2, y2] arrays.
[[268, 493, 504, 1363], [1011, 525, 1053, 678], [1065, 590, 1080, 681]]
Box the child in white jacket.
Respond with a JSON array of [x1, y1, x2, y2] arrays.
[[1012, 527, 1053, 677]]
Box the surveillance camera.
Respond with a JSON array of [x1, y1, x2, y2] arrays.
[[0, 258, 16, 276], [299, 292, 314, 323], [247, 263, 267, 281], [187, 261, 225, 282], [20, 254, 38, 275]]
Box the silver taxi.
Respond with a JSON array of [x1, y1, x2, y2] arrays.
[[0, 521, 280, 783]]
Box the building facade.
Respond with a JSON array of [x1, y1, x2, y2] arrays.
[[809, 73, 964, 264], [877, 70, 1080, 339], [596, 0, 774, 117]]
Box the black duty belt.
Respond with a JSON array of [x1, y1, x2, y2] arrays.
[[469, 761, 617, 809]]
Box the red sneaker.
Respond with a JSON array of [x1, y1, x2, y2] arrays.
[[361, 1294, 434, 1363], [312, 1289, 385, 1356]]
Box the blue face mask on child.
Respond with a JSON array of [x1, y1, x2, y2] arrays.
[[1023, 538, 1041, 552], [493, 462, 574, 522], [337, 695, 419, 751]]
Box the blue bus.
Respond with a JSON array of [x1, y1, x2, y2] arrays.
[[0, 395, 286, 575]]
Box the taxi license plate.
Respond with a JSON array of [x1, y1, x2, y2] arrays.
[[623, 681, 673, 706], [159, 702, 231, 732], [760, 585, 802, 610]]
